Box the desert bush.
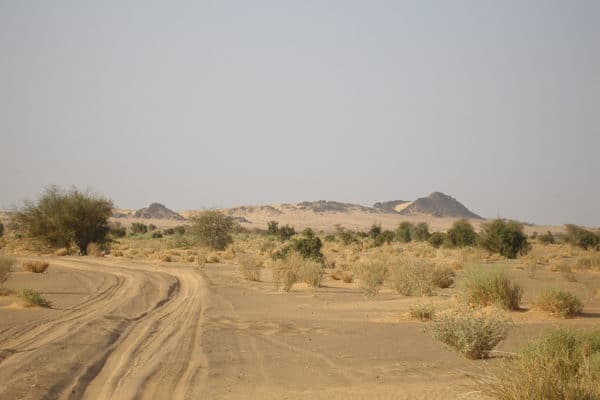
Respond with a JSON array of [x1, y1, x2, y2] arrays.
[[54, 248, 69, 256], [486, 328, 600, 399], [446, 219, 477, 248], [86, 242, 103, 257], [335, 225, 359, 245], [374, 230, 395, 247], [130, 222, 148, 235], [238, 253, 263, 281], [273, 252, 303, 291], [565, 224, 600, 250], [189, 210, 234, 250], [538, 231, 555, 245], [460, 265, 522, 310], [22, 261, 49, 273], [388, 257, 435, 296], [148, 224, 157, 231], [174, 225, 186, 235], [109, 226, 127, 238], [0, 255, 15, 287], [163, 228, 175, 235], [151, 232, 163, 239], [534, 289, 583, 318], [0, 221, 4, 237], [431, 265, 455, 288], [479, 219, 530, 259], [411, 222, 430, 241], [278, 224, 296, 241], [17, 288, 51, 307], [353, 257, 388, 298], [431, 308, 511, 359], [274, 229, 323, 262], [13, 186, 113, 255], [300, 257, 324, 287], [267, 220, 279, 235], [409, 303, 436, 321], [428, 232, 447, 248], [395, 222, 413, 243]]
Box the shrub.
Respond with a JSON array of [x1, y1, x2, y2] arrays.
[[446, 219, 477, 248], [341, 271, 354, 283], [17, 288, 51, 307], [130, 222, 148, 235], [300, 257, 324, 287], [374, 230, 395, 246], [353, 257, 388, 298], [151, 232, 163, 239], [0, 221, 4, 237], [486, 328, 600, 399], [278, 224, 296, 241], [163, 228, 175, 235], [274, 229, 323, 262], [538, 231, 555, 245], [109, 226, 127, 238], [431, 265, 455, 288], [431, 309, 511, 359], [460, 265, 522, 310], [335, 225, 359, 245], [428, 232, 447, 248], [565, 224, 600, 250], [174, 225, 186, 235], [273, 252, 303, 292], [369, 224, 382, 239], [388, 257, 435, 296], [238, 253, 263, 281], [534, 289, 583, 317], [13, 186, 113, 255], [189, 210, 234, 250], [411, 222, 430, 241], [22, 261, 49, 273], [409, 303, 436, 321], [148, 224, 157, 231], [267, 220, 279, 235], [0, 256, 15, 287], [479, 219, 529, 259], [54, 248, 69, 256], [395, 222, 413, 243]]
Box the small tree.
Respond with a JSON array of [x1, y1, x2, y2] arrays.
[[369, 224, 382, 239], [565, 224, 599, 250], [278, 224, 296, 241], [411, 222, 430, 241], [267, 221, 279, 235], [428, 232, 447, 248], [190, 210, 234, 250], [396, 222, 413, 243], [538, 231, 555, 245], [479, 219, 529, 259], [13, 186, 113, 255], [447, 219, 477, 248], [130, 222, 148, 235]]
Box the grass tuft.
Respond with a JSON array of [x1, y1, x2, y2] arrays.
[[409, 303, 436, 321], [22, 261, 49, 273], [17, 288, 52, 307], [460, 264, 522, 310], [238, 253, 263, 282], [534, 288, 583, 318]]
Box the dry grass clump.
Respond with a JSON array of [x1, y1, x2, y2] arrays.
[[329, 269, 354, 283], [160, 254, 172, 262], [238, 253, 263, 282], [54, 248, 69, 256], [273, 252, 324, 291], [22, 261, 49, 273], [0, 255, 15, 292], [460, 265, 522, 310], [86, 242, 103, 257], [409, 303, 436, 321], [353, 257, 388, 298], [574, 253, 600, 271], [431, 265, 455, 288], [341, 270, 354, 283], [17, 288, 51, 308], [388, 257, 435, 296], [431, 308, 511, 359], [196, 253, 207, 269], [534, 289, 583, 318], [486, 328, 600, 399], [558, 263, 578, 282]]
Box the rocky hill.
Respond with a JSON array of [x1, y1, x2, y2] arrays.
[[372, 200, 411, 213], [132, 203, 185, 220], [397, 192, 482, 219]]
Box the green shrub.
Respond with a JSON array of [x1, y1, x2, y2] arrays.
[[446, 219, 477, 248], [238, 253, 263, 282], [151, 232, 163, 239], [0, 221, 4, 237], [148, 223, 157, 231], [130, 222, 148, 235], [274, 229, 323, 261], [535, 289, 583, 317], [353, 257, 388, 298], [411, 222, 430, 241], [278, 224, 296, 241], [267, 221, 279, 235], [174, 225, 186, 235], [428, 232, 447, 248], [388, 257, 435, 296], [109, 226, 127, 238], [565, 224, 600, 250], [335, 225, 358, 245], [538, 231, 555, 245], [13, 186, 113, 255], [368, 224, 382, 239], [17, 288, 51, 307], [479, 219, 530, 259], [395, 222, 413, 243], [486, 328, 600, 399], [409, 303, 436, 321], [189, 210, 234, 250], [431, 308, 511, 359], [0, 256, 15, 287], [163, 228, 175, 235], [460, 265, 522, 310], [374, 230, 395, 246]]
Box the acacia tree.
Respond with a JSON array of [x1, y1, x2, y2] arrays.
[[190, 210, 234, 250], [13, 186, 113, 255]]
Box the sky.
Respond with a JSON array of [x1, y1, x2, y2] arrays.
[[1, 1, 599, 226]]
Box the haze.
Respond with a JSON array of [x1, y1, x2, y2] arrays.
[[1, 1, 599, 226]]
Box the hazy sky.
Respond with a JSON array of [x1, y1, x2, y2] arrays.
[[1, 1, 599, 226]]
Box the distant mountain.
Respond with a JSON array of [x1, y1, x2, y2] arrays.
[[398, 192, 482, 219], [372, 200, 411, 213], [290, 200, 376, 213], [133, 203, 185, 220]]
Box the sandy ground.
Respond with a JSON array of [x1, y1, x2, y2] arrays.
[[1, 258, 599, 400]]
